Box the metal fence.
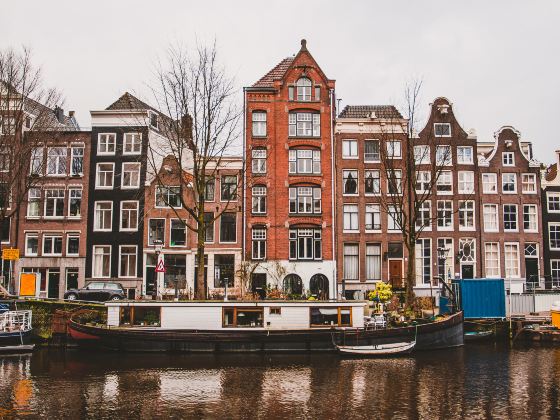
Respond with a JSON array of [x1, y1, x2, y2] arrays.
[[507, 293, 560, 315]]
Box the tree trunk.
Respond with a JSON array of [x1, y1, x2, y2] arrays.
[[405, 239, 416, 306], [195, 228, 206, 300]]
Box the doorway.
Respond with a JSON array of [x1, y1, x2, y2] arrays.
[[389, 260, 403, 288], [251, 273, 267, 299], [461, 264, 474, 279], [65, 268, 79, 291], [47, 269, 60, 299], [525, 258, 539, 284], [310, 274, 329, 300]]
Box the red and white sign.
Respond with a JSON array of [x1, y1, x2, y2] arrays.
[[155, 259, 166, 273]]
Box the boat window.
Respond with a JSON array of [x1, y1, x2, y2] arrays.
[[120, 307, 132, 326], [222, 307, 264, 327], [310, 307, 352, 327], [131, 307, 161, 327], [269, 307, 281, 315]]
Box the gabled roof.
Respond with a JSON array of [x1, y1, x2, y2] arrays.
[[545, 164, 557, 182], [338, 105, 403, 119], [106, 92, 155, 111], [252, 57, 295, 88]]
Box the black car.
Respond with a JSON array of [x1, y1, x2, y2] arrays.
[[64, 282, 126, 302]]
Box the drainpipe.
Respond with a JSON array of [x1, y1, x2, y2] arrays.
[[330, 88, 337, 300], [242, 89, 247, 265]]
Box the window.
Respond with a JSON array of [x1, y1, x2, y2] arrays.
[[416, 201, 432, 229], [44, 189, 64, 217], [414, 145, 430, 165], [43, 235, 63, 256], [504, 243, 520, 278], [0, 116, 16, 134], [123, 133, 142, 154], [343, 204, 359, 231], [289, 186, 321, 214], [270, 307, 281, 316], [289, 149, 321, 174], [252, 149, 266, 174], [436, 145, 452, 166], [252, 111, 267, 137], [315, 86, 321, 101], [343, 244, 359, 280], [223, 307, 264, 328], [221, 176, 237, 201], [522, 174, 537, 193], [437, 200, 453, 230], [436, 170, 453, 194], [485, 243, 500, 278], [415, 238, 431, 284], [204, 212, 214, 242], [68, 188, 82, 217], [70, 147, 84, 175], [122, 162, 141, 188], [457, 146, 473, 164], [548, 193, 560, 212], [149, 112, 159, 129], [310, 307, 352, 327], [204, 178, 215, 201], [416, 171, 431, 193], [483, 204, 498, 232], [342, 139, 358, 158], [289, 228, 321, 260], [524, 204, 538, 232], [343, 170, 358, 195], [98, 133, 116, 155], [552, 261, 560, 285], [296, 77, 312, 101], [96, 163, 114, 189], [388, 205, 401, 231], [366, 244, 381, 281], [458, 171, 474, 194], [458, 238, 475, 266], [214, 255, 235, 288], [502, 152, 514, 166], [434, 123, 451, 137], [156, 186, 181, 207], [170, 219, 186, 246], [550, 224, 560, 250], [388, 170, 402, 194], [119, 246, 137, 278], [25, 233, 38, 256], [47, 147, 67, 175], [94, 201, 113, 231], [63, 234, 79, 257], [164, 255, 187, 289], [220, 213, 237, 243], [459, 200, 475, 229], [364, 140, 380, 162], [502, 173, 516, 193], [148, 219, 165, 245], [288, 112, 320, 137], [503, 204, 518, 231], [364, 170, 380, 194], [482, 173, 497, 193], [365, 204, 381, 231], [437, 238, 454, 279], [30, 147, 43, 175], [0, 146, 9, 172], [252, 228, 266, 260], [252, 186, 267, 214], [120, 201, 139, 231], [93, 245, 111, 278], [386, 140, 401, 158], [27, 188, 41, 217]]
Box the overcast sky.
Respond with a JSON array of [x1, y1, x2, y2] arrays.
[[2, 1, 559, 162]]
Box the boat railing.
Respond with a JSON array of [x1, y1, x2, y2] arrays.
[[0, 310, 32, 332]]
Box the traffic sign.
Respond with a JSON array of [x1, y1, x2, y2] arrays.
[[2, 248, 19, 260], [155, 259, 166, 273]]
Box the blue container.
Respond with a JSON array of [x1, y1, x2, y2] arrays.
[[452, 279, 506, 319], [439, 296, 451, 315]]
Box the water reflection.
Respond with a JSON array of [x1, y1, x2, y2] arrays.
[[0, 345, 559, 419]]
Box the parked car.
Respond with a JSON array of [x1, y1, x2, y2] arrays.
[[64, 282, 126, 302]]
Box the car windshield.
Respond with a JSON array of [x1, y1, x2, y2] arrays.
[[104, 283, 122, 290], [87, 282, 105, 289]]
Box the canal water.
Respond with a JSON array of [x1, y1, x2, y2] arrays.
[[1, 344, 559, 419]]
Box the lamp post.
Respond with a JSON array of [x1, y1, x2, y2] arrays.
[[154, 240, 163, 300]]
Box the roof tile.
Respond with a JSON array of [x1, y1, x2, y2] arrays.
[[338, 105, 403, 119]]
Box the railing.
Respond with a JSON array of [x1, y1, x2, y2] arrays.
[[0, 310, 32, 332]]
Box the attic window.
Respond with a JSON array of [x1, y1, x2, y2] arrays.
[[296, 77, 312, 101], [149, 112, 159, 129], [434, 123, 451, 137]]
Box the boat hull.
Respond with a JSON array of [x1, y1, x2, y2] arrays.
[[0, 329, 33, 348], [68, 311, 464, 353]]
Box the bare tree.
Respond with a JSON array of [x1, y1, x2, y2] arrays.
[[147, 42, 242, 300], [0, 47, 67, 291]]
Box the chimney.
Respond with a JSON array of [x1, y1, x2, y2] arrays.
[[68, 110, 75, 118], [556, 150, 560, 168], [54, 106, 65, 123]]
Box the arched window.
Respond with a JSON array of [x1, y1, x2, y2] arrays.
[[252, 185, 267, 214], [283, 274, 303, 295], [296, 78, 312, 101], [310, 274, 329, 300]]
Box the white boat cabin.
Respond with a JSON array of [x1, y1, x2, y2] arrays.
[[105, 301, 367, 330]]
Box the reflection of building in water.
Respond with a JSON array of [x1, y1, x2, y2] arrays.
[[261, 368, 312, 412], [159, 370, 222, 404]]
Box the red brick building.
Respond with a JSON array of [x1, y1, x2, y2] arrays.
[[244, 40, 336, 299]]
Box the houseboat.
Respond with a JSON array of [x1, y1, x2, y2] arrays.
[[68, 301, 464, 352], [0, 305, 34, 353]]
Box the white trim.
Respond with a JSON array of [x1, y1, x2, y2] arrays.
[[122, 132, 142, 155], [434, 123, 452, 138], [504, 242, 521, 279], [66, 233, 80, 256], [121, 162, 141, 189], [25, 233, 39, 257], [92, 245, 112, 278], [97, 133, 116, 155], [148, 218, 166, 246], [119, 200, 139, 232], [503, 203, 519, 233], [484, 242, 501, 279], [548, 222, 560, 251], [95, 162, 115, 190], [42, 234, 63, 257], [119, 245, 138, 278], [93, 201, 113, 232], [169, 218, 187, 247]]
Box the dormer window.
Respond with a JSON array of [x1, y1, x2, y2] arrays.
[[502, 152, 514, 166], [434, 123, 451, 137], [296, 77, 312, 101], [149, 112, 159, 129]]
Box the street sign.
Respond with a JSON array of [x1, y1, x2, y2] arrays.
[[2, 248, 19, 260], [155, 259, 166, 273]]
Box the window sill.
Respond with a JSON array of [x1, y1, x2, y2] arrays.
[[95, 187, 114, 190], [365, 230, 382, 234], [289, 213, 322, 216], [342, 156, 359, 160], [121, 186, 140, 190], [459, 228, 476, 232], [67, 216, 82, 220], [26, 216, 40, 220], [287, 136, 321, 140], [252, 136, 267, 140], [343, 230, 360, 234], [437, 227, 454, 231], [43, 217, 64, 220], [364, 160, 381, 164]]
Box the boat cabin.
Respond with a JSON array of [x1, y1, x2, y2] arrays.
[[105, 301, 367, 330]]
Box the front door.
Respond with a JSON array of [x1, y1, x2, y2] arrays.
[[146, 266, 156, 296], [47, 270, 60, 299], [389, 260, 403, 288], [251, 273, 267, 299], [461, 264, 474, 279], [66, 269, 78, 290], [525, 258, 539, 285]]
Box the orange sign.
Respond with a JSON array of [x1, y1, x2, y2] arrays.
[[2, 248, 19, 260], [19, 273, 37, 297]]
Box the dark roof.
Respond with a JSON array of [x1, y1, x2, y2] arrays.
[[545, 164, 557, 182], [252, 57, 294, 88], [106, 92, 155, 111], [338, 105, 403, 119]]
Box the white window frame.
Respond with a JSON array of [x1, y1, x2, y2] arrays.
[[436, 145, 452, 166], [521, 173, 537, 194], [502, 152, 515, 166], [252, 186, 267, 214], [364, 139, 380, 162], [503, 204, 518, 232], [119, 245, 138, 278], [458, 171, 474, 194], [25, 233, 39, 256], [170, 219, 187, 247], [523, 204, 538, 232], [459, 200, 475, 231], [120, 200, 139, 232], [386, 140, 402, 159], [482, 173, 497, 194], [504, 242, 520, 279], [437, 200, 453, 231], [252, 228, 266, 260], [342, 170, 359, 196], [252, 111, 267, 137], [434, 123, 451, 137], [123, 133, 142, 155], [66, 234, 80, 256], [68, 188, 82, 218], [95, 162, 115, 190], [43, 189, 65, 219], [484, 242, 501, 278], [436, 170, 453, 195], [148, 218, 166, 246], [550, 223, 560, 250], [548, 192, 560, 213], [121, 162, 141, 189], [46, 147, 67, 176], [343, 204, 359, 232], [502, 173, 517, 194], [252, 149, 267, 174], [365, 204, 381, 232], [416, 171, 431, 194], [414, 145, 430, 165], [364, 170, 381, 195], [342, 139, 358, 159], [457, 146, 473, 164], [94, 201, 113, 232], [97, 133, 116, 155], [42, 234, 63, 256], [70, 146, 84, 176], [92, 245, 111, 278], [27, 188, 41, 218], [483, 204, 499, 232]]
